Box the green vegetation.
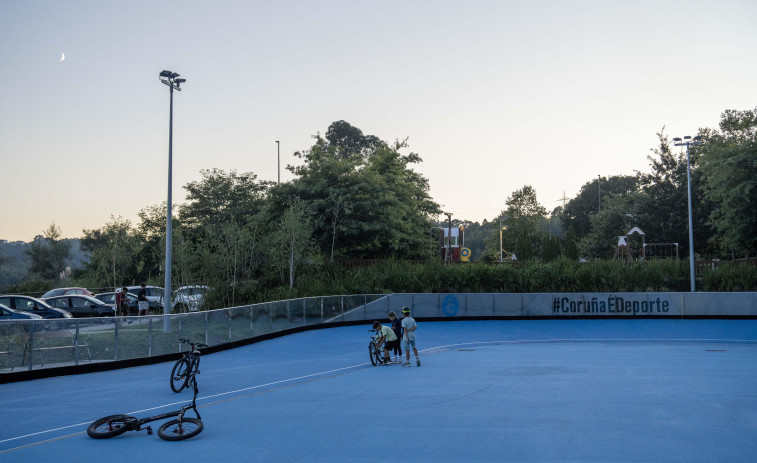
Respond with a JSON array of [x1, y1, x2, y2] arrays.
[[2, 111, 756, 303]]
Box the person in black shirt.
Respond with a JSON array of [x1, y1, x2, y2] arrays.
[[388, 311, 403, 363], [137, 283, 149, 316]]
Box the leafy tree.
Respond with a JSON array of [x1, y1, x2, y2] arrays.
[[267, 199, 315, 288], [564, 225, 579, 260], [80, 216, 138, 287], [635, 129, 714, 258], [180, 169, 271, 232], [26, 223, 71, 280], [563, 175, 638, 241], [494, 185, 547, 261], [698, 108, 757, 257], [276, 121, 441, 260]]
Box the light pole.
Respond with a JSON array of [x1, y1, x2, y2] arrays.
[[673, 135, 703, 292], [159, 70, 186, 319], [499, 215, 509, 262], [275, 140, 280, 184], [597, 175, 601, 213]]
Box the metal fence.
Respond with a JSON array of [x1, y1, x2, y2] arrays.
[[3, 291, 756, 373], [0, 295, 385, 373]]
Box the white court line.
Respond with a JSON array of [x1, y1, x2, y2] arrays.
[[2, 336, 754, 448]]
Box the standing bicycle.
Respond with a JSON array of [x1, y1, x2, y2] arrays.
[[171, 337, 207, 393], [88, 367, 204, 441]]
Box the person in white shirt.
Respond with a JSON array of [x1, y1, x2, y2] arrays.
[[400, 307, 420, 367]]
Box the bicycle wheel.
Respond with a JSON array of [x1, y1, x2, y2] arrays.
[[170, 359, 190, 393], [87, 414, 132, 439], [157, 417, 204, 441], [369, 342, 379, 366]]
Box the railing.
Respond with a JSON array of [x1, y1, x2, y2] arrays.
[[2, 291, 756, 373], [0, 295, 384, 373]]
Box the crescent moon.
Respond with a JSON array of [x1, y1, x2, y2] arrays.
[[60, 52, 65, 62]]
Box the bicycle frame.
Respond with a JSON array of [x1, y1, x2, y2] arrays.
[[122, 369, 202, 434]]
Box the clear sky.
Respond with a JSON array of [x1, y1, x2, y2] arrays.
[[1, 0, 756, 242]]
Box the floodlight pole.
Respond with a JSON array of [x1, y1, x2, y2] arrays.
[[159, 70, 186, 329], [673, 135, 703, 292], [275, 140, 280, 184]]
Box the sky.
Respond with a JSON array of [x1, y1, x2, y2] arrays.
[[1, 0, 756, 242]]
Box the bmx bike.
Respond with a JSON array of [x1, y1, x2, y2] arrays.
[[87, 362, 204, 441], [171, 337, 207, 393], [369, 330, 385, 366]]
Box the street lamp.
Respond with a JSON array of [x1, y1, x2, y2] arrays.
[[275, 140, 280, 184], [673, 135, 703, 292], [159, 70, 186, 318], [499, 215, 509, 263]]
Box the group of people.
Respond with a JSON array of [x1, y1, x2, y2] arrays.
[[114, 283, 151, 316], [372, 307, 420, 367]]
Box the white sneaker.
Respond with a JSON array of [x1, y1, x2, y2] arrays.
[[403, 362, 411, 367]]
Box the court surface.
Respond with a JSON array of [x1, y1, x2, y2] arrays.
[[1, 319, 756, 462]]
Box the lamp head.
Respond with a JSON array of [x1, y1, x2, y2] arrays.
[[673, 137, 682, 142]]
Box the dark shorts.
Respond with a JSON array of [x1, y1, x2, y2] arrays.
[[385, 339, 399, 351]]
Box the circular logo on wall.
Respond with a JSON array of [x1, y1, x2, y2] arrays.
[[442, 295, 460, 317], [460, 247, 471, 262]]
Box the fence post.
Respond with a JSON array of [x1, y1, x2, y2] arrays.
[[114, 319, 119, 361], [320, 298, 324, 322], [28, 322, 35, 371], [74, 321, 80, 366], [229, 310, 233, 342], [149, 318, 153, 357], [303, 299, 306, 326], [205, 312, 210, 347]]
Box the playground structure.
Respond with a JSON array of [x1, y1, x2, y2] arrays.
[[613, 226, 681, 262], [433, 225, 467, 262]]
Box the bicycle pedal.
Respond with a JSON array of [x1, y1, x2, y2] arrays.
[[146, 426, 153, 435]]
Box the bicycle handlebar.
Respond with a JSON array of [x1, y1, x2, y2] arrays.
[[178, 338, 208, 349]]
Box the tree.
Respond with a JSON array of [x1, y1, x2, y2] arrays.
[[26, 223, 71, 280], [267, 199, 315, 288], [494, 185, 547, 261], [563, 175, 638, 241], [275, 121, 441, 260], [635, 129, 714, 258], [699, 108, 757, 257], [80, 216, 138, 288], [180, 169, 271, 232]]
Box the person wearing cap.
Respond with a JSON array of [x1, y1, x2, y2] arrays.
[[372, 320, 396, 365], [400, 307, 420, 367]]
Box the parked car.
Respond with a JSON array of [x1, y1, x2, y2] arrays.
[[42, 295, 116, 318], [0, 295, 73, 319], [93, 292, 139, 315], [172, 285, 210, 312], [0, 303, 43, 320], [40, 287, 94, 298], [126, 285, 165, 311]]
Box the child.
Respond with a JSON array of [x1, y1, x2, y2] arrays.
[[372, 320, 397, 364], [388, 311, 403, 363], [400, 307, 420, 367]]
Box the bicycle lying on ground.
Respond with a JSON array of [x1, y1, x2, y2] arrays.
[[171, 337, 208, 393], [87, 356, 204, 441]]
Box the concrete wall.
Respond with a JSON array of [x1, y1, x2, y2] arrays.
[[358, 292, 757, 319]]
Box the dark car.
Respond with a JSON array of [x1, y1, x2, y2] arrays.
[[93, 292, 139, 315], [0, 303, 43, 320], [40, 287, 94, 299], [0, 295, 73, 319], [42, 295, 116, 318]]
